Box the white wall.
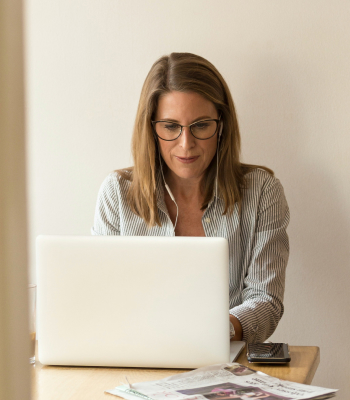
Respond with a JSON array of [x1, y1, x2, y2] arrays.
[[25, 0, 350, 397]]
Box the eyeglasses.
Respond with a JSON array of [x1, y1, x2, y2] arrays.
[[151, 116, 221, 141]]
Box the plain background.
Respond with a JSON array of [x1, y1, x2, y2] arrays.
[[25, 0, 350, 397]]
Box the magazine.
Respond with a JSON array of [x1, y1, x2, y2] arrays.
[[106, 363, 337, 400]]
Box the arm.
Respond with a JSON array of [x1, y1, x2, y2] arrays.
[[91, 173, 121, 235], [230, 177, 290, 343]]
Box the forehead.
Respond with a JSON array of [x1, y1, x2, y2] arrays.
[[155, 91, 217, 120]]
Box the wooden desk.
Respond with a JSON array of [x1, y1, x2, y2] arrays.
[[31, 345, 320, 400]]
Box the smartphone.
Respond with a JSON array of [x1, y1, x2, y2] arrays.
[[247, 343, 291, 364]]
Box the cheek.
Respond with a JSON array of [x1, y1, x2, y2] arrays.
[[158, 141, 173, 161], [203, 141, 217, 161]]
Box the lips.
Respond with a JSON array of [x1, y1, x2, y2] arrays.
[[175, 156, 199, 164]]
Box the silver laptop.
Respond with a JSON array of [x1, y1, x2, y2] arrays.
[[36, 235, 235, 368]]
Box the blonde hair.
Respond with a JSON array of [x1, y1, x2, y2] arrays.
[[119, 52, 273, 226]]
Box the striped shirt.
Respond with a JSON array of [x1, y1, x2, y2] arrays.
[[92, 168, 290, 343]]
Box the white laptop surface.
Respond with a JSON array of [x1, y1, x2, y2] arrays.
[[36, 235, 233, 368]]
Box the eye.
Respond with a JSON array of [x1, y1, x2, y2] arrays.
[[193, 122, 210, 129], [164, 123, 180, 131]]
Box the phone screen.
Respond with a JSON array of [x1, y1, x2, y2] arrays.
[[248, 343, 290, 360]]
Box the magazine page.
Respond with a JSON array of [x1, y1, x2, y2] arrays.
[[106, 363, 337, 400]]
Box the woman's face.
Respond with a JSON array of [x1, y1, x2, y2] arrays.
[[154, 91, 219, 184]]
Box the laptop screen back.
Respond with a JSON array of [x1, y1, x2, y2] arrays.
[[36, 235, 230, 368]]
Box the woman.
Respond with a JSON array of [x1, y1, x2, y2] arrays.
[[92, 52, 290, 343]]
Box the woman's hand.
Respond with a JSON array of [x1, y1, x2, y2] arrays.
[[229, 314, 243, 341]]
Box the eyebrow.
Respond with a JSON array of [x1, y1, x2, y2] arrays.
[[156, 116, 215, 123]]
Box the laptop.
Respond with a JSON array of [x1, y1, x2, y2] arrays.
[[36, 235, 242, 368]]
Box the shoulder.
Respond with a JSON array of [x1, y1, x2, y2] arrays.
[[241, 168, 288, 213], [236, 168, 290, 237], [98, 169, 132, 199], [243, 168, 285, 194]]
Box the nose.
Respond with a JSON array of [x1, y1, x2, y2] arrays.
[[178, 126, 195, 149]]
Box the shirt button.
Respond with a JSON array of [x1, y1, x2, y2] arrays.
[[205, 217, 210, 223]]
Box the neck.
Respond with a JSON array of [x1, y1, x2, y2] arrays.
[[164, 170, 204, 203]]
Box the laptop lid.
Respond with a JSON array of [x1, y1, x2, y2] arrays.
[[36, 235, 230, 368]]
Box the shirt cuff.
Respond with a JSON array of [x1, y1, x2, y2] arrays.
[[91, 227, 101, 235], [230, 304, 259, 343]]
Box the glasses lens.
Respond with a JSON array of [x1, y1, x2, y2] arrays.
[[155, 122, 181, 140], [191, 120, 217, 139]]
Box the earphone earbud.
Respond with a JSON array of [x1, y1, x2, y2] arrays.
[[218, 121, 223, 138]]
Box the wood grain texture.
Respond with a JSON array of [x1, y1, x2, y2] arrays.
[[31, 344, 320, 400], [236, 345, 320, 385]]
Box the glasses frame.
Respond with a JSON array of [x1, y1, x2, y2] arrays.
[[151, 115, 221, 141]]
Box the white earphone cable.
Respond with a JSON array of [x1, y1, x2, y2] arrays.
[[214, 119, 223, 235], [157, 141, 178, 234], [213, 140, 220, 235]]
